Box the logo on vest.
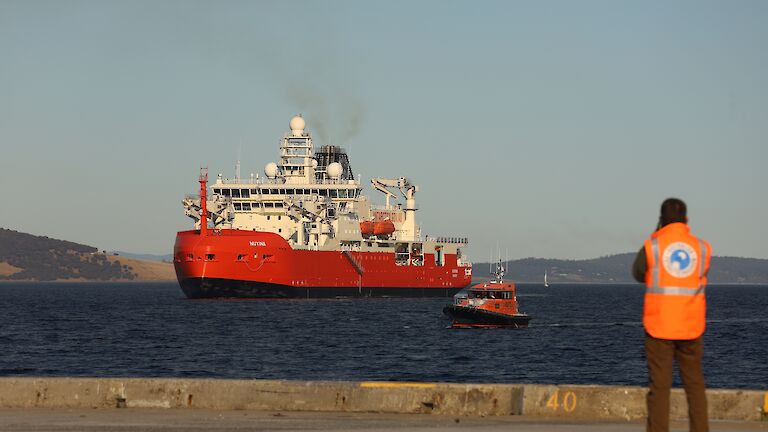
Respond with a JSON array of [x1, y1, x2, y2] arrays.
[[662, 242, 698, 278]]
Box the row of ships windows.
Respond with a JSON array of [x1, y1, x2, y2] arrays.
[[213, 188, 361, 199]]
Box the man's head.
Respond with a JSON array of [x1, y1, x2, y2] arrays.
[[659, 198, 687, 227]]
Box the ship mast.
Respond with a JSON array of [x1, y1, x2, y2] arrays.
[[199, 167, 208, 236]]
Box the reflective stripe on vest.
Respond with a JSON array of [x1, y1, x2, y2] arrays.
[[650, 238, 660, 288], [647, 237, 704, 296], [646, 286, 705, 296]]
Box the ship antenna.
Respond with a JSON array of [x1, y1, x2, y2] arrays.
[[235, 143, 242, 182], [199, 167, 209, 236]]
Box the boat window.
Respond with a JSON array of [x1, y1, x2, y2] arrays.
[[234, 203, 242, 210], [213, 188, 221, 194], [242, 203, 251, 211], [241, 189, 250, 198], [222, 189, 231, 197], [272, 189, 279, 195], [320, 189, 329, 197], [237, 254, 245, 261], [261, 189, 270, 195], [330, 189, 338, 198], [278, 189, 286, 195], [338, 189, 348, 198], [274, 203, 283, 208], [232, 189, 241, 198], [311, 189, 319, 195], [265, 203, 274, 208], [250, 189, 258, 194], [267, 216, 271, 220], [205, 254, 215, 261], [286, 189, 295, 195]]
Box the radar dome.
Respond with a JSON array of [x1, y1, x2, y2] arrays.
[[290, 115, 305, 136], [264, 162, 278, 179], [327, 162, 343, 179]]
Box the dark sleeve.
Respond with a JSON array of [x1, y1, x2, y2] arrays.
[[632, 247, 647, 283]]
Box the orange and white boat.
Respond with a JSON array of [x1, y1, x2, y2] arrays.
[[443, 260, 531, 328]]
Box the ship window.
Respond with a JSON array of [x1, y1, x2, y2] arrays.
[[267, 216, 271, 220], [241, 189, 250, 198], [286, 189, 295, 195], [261, 189, 270, 195], [213, 188, 221, 194], [222, 189, 231, 197], [320, 189, 329, 197], [237, 254, 245, 261], [274, 203, 283, 208], [278, 216, 282, 221], [330, 189, 338, 198], [271, 189, 278, 195], [265, 203, 274, 208], [278, 228, 282, 233], [250, 189, 258, 194], [242, 203, 251, 211], [279, 189, 286, 195], [338, 189, 348, 198], [234, 203, 242, 210], [206, 254, 216, 261], [311, 189, 319, 195], [232, 189, 241, 198]]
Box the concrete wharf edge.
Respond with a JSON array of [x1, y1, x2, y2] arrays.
[[0, 378, 765, 422]]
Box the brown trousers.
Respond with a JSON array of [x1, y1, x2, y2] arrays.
[[645, 334, 708, 432]]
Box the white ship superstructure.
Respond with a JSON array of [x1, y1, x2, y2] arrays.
[[182, 116, 468, 263]]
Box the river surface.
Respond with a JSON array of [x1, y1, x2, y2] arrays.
[[1, 282, 766, 389]]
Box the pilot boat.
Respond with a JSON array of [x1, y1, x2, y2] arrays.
[[443, 259, 531, 328]]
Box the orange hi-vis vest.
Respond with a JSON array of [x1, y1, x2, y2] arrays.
[[643, 222, 711, 340]]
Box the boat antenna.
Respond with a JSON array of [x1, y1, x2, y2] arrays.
[[235, 143, 242, 182]]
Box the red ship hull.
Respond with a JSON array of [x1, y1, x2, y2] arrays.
[[173, 229, 472, 298]]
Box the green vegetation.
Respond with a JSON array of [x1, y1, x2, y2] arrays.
[[0, 228, 136, 281]]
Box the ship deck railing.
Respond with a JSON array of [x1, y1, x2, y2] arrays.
[[216, 178, 359, 186], [425, 235, 469, 245]]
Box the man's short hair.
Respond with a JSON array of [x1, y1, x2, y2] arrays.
[[660, 198, 687, 225]]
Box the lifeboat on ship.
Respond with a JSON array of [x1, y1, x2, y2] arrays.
[[443, 259, 531, 328], [373, 220, 395, 236], [359, 220, 375, 236]]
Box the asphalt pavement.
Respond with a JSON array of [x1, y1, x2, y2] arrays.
[[0, 409, 766, 432]]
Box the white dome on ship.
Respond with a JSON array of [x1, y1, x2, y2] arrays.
[[265, 162, 278, 179], [290, 115, 305, 136], [327, 162, 343, 179], [311, 159, 318, 168]]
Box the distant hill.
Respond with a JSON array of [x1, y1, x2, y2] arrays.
[[475, 253, 768, 284], [0, 228, 174, 281]]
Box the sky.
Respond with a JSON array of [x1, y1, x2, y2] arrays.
[[1, 0, 766, 260]]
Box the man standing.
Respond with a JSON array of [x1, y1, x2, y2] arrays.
[[633, 198, 712, 432]]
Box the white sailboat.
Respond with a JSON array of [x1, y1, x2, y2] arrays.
[[544, 270, 549, 288]]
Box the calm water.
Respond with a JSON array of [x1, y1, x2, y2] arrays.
[[0, 282, 766, 389]]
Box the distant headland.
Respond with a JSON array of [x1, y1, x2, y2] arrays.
[[0, 228, 175, 282]]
